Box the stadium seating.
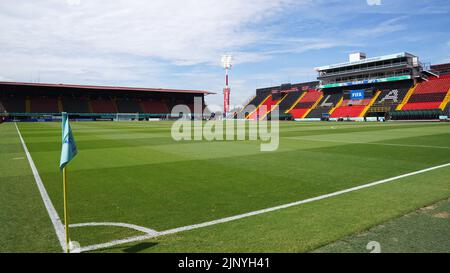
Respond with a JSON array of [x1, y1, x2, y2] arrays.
[[330, 105, 366, 118], [400, 77, 450, 110], [408, 93, 446, 103], [116, 98, 142, 113], [140, 99, 169, 114], [246, 94, 285, 120], [413, 77, 450, 94], [330, 97, 373, 118], [30, 97, 59, 113], [90, 98, 117, 113], [305, 93, 343, 118], [237, 91, 271, 118], [373, 87, 409, 106], [246, 94, 267, 109], [401, 102, 442, 110], [286, 90, 322, 119], [278, 91, 302, 113], [0, 95, 26, 112], [62, 97, 90, 113]]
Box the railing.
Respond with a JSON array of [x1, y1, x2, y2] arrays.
[[323, 71, 412, 85], [318, 62, 409, 78]]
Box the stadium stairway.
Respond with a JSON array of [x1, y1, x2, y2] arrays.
[[285, 90, 322, 119], [87, 100, 94, 113], [444, 101, 450, 116], [278, 91, 303, 113], [328, 96, 344, 115], [396, 85, 417, 110], [246, 94, 286, 120], [25, 97, 30, 112], [245, 94, 270, 119], [259, 93, 288, 120], [439, 89, 450, 110], [235, 92, 268, 118], [359, 91, 381, 117], [57, 98, 63, 112]]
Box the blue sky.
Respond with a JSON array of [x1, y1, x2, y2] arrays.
[[0, 0, 449, 110]]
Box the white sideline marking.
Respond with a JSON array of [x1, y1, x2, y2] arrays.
[[70, 222, 158, 235], [14, 123, 66, 252], [284, 136, 450, 149], [79, 162, 450, 253], [14, 123, 159, 252]]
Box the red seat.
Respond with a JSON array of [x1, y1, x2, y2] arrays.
[[287, 90, 322, 118], [289, 108, 309, 118], [30, 97, 59, 113], [413, 78, 450, 94], [247, 95, 281, 120], [330, 105, 366, 118], [401, 102, 442, 110], [91, 99, 116, 113], [141, 100, 169, 114], [401, 78, 450, 110]]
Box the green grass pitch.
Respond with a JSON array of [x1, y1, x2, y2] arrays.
[[1, 121, 449, 252]]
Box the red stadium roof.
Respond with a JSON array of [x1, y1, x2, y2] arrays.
[[0, 81, 215, 95]]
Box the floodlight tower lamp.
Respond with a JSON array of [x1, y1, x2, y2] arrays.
[[221, 55, 233, 117]]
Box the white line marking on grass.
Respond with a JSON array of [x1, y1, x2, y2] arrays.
[[70, 222, 158, 235], [14, 123, 67, 252], [79, 162, 450, 253], [284, 137, 450, 149]]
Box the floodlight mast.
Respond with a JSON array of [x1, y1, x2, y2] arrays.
[[221, 55, 232, 117]]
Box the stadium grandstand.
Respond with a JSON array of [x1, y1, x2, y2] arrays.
[[241, 52, 450, 121], [0, 82, 213, 121]]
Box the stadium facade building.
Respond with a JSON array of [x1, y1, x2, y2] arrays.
[[242, 52, 450, 120], [0, 82, 213, 121]]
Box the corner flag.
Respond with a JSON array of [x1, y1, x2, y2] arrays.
[[59, 112, 77, 253], [60, 112, 77, 170]]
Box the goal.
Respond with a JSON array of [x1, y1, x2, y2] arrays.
[[114, 113, 139, 121]]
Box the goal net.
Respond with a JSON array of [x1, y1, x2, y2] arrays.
[[114, 113, 139, 121]]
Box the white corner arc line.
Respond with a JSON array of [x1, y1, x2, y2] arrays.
[[79, 162, 450, 253], [15, 123, 66, 252], [70, 222, 158, 235]]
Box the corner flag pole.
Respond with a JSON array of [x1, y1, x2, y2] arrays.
[[60, 112, 78, 253], [63, 166, 70, 253]]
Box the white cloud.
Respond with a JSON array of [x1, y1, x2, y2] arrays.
[[348, 17, 407, 38], [0, 0, 298, 65], [1, 0, 426, 109], [0, 0, 322, 108], [0, 75, 14, 82], [366, 0, 382, 6]]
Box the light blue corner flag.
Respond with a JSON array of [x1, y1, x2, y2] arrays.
[[59, 112, 77, 170]]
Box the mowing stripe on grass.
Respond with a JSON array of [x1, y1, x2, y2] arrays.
[[79, 162, 450, 253], [284, 136, 450, 149], [15, 123, 66, 252]]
